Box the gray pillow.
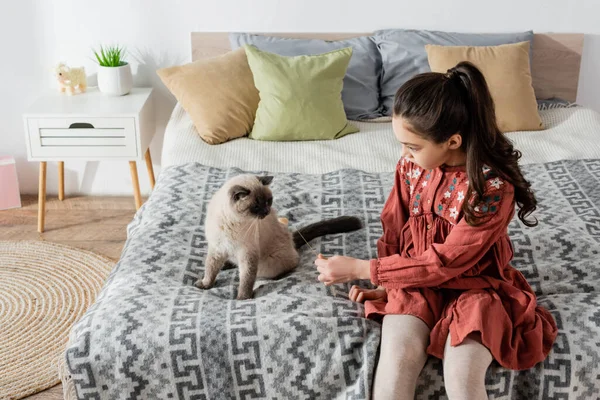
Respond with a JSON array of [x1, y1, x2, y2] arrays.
[[230, 33, 383, 120], [373, 29, 534, 115]]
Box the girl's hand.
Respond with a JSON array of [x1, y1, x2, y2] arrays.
[[314, 254, 371, 286], [349, 285, 387, 303]]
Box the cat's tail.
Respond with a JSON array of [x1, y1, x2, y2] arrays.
[[292, 216, 363, 249]]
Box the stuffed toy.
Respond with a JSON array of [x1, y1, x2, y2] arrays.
[[54, 63, 87, 95]]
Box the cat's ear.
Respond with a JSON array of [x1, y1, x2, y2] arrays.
[[230, 185, 250, 202], [257, 175, 273, 186]]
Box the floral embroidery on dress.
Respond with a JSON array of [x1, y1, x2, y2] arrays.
[[489, 177, 504, 190], [475, 192, 503, 214], [413, 193, 422, 215], [449, 177, 457, 192], [405, 164, 434, 217], [421, 172, 431, 188], [449, 206, 459, 219], [402, 159, 503, 223], [482, 165, 500, 181], [396, 160, 506, 225], [435, 173, 470, 223]]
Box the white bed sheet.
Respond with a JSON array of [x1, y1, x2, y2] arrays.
[[161, 104, 600, 172]]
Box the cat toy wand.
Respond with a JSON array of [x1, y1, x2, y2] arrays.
[[279, 217, 327, 259], [283, 218, 345, 296]]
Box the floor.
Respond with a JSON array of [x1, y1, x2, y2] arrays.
[[0, 194, 141, 399]]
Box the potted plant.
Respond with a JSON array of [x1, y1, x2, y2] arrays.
[[93, 44, 133, 96]]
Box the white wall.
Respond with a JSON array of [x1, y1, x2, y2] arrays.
[[2, 0, 600, 196]]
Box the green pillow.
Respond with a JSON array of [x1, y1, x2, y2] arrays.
[[244, 45, 359, 141]]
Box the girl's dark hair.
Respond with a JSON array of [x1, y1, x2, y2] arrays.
[[393, 61, 537, 227]]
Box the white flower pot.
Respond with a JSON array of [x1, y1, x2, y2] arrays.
[[97, 64, 133, 96]]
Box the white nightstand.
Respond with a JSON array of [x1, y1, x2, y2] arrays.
[[23, 87, 156, 232]]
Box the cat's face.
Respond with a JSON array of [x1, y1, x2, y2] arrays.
[[227, 175, 274, 219]]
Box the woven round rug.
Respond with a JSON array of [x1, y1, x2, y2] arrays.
[[0, 241, 114, 400]]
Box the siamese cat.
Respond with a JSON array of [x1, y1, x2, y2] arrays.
[[195, 174, 362, 300]]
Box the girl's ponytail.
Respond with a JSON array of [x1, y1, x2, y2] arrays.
[[394, 61, 538, 227]]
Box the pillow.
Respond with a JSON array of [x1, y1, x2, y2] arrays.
[[230, 33, 383, 120], [373, 29, 534, 115], [156, 47, 259, 145], [244, 45, 359, 141], [425, 41, 543, 132]]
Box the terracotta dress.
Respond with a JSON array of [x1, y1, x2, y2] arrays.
[[365, 158, 557, 370]]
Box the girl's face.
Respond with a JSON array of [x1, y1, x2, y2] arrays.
[[392, 116, 462, 170]]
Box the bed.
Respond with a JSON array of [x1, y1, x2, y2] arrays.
[[62, 32, 600, 399]]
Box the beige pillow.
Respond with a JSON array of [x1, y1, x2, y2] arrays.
[[157, 48, 259, 144], [425, 41, 543, 132]]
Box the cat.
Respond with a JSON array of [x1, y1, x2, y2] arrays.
[[194, 174, 362, 300]]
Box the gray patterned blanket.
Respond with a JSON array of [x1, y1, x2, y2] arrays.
[[65, 160, 600, 399]]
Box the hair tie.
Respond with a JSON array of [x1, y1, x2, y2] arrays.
[[445, 67, 461, 81]]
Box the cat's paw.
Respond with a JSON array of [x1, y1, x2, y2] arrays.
[[236, 292, 253, 301], [194, 279, 212, 290]]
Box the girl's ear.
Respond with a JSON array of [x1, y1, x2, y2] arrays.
[[447, 133, 462, 150]]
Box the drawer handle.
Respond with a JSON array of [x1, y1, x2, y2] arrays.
[[69, 122, 95, 129]]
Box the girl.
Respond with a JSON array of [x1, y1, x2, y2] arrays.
[[314, 61, 558, 400]]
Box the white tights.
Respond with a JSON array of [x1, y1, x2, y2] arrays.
[[372, 315, 493, 400]]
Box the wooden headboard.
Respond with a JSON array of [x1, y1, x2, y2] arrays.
[[191, 32, 584, 102]]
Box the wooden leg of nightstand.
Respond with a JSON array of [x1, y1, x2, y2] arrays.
[[38, 162, 47, 233], [129, 161, 142, 210], [58, 161, 64, 200], [144, 149, 155, 189]]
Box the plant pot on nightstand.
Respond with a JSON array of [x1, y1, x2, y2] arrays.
[[98, 64, 133, 96]]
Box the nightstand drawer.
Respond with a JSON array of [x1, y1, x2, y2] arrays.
[[26, 117, 138, 159], [40, 137, 127, 146]]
